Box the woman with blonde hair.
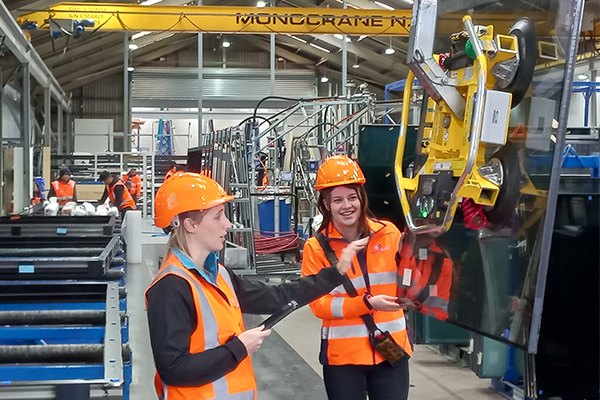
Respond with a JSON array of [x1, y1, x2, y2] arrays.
[[146, 172, 352, 400]]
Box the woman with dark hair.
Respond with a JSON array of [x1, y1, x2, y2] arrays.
[[301, 155, 412, 400]]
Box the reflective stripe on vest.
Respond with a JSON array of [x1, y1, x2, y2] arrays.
[[330, 271, 397, 295], [322, 318, 406, 340], [108, 181, 136, 210], [302, 221, 412, 365], [150, 262, 256, 400], [51, 180, 75, 205]]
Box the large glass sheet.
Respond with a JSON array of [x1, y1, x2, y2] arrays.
[[386, 0, 580, 350]]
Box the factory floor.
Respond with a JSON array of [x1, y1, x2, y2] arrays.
[[127, 238, 503, 400]]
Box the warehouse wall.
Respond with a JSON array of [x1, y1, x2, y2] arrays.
[[71, 73, 125, 135]]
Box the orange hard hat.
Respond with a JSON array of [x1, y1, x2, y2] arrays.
[[315, 155, 366, 191], [154, 172, 235, 228]]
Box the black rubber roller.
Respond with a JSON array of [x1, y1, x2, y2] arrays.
[[0, 344, 132, 363], [104, 269, 124, 280], [497, 17, 538, 108], [485, 142, 521, 231], [0, 310, 105, 325]]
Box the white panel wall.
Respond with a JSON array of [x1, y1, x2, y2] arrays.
[[74, 119, 114, 153]]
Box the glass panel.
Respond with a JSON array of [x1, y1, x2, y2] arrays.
[[361, 0, 582, 351]]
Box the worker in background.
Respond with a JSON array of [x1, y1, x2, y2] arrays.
[[164, 163, 178, 181], [146, 172, 353, 400], [122, 168, 142, 203], [396, 231, 453, 322], [98, 171, 136, 219], [48, 168, 77, 206], [301, 155, 412, 400]]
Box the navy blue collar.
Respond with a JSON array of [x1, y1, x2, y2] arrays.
[[171, 249, 219, 284]]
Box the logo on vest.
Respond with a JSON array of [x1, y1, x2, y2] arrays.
[[371, 244, 389, 253]]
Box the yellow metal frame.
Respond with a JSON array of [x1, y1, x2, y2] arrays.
[[395, 16, 525, 233]]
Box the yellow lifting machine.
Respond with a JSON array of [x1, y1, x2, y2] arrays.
[[394, 0, 539, 235]]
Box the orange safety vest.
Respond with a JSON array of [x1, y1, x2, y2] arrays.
[[145, 251, 257, 400], [301, 220, 412, 366], [51, 180, 76, 206], [107, 180, 136, 210], [165, 170, 176, 181], [396, 238, 452, 321], [122, 174, 142, 196]]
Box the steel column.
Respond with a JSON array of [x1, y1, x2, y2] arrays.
[[198, 0, 203, 138], [123, 33, 130, 151], [342, 1, 347, 97], [43, 88, 51, 147], [20, 63, 31, 212], [57, 103, 63, 155], [270, 34, 275, 96]]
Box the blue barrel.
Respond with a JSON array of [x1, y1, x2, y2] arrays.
[[258, 199, 291, 236]]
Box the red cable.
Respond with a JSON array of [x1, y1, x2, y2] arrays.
[[253, 231, 299, 254]]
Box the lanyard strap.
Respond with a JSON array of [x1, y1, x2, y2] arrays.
[[315, 232, 380, 334]]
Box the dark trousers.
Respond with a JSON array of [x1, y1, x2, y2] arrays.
[[323, 359, 409, 400], [120, 207, 134, 221]]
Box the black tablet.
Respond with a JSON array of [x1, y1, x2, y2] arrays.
[[257, 300, 299, 330]]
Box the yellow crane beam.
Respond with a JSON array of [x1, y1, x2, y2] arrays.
[[16, 2, 569, 37], [18, 3, 412, 36]]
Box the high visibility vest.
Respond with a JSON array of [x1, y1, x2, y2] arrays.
[[301, 220, 412, 366], [165, 170, 176, 181], [107, 181, 136, 210], [51, 180, 76, 206], [396, 239, 452, 321], [145, 252, 257, 400], [122, 174, 142, 196]]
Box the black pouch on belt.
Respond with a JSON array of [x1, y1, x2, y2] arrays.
[[362, 315, 408, 367]]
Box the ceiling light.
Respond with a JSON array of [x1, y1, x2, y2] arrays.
[[127, 67, 135, 72], [334, 34, 344, 40], [577, 74, 589, 80], [287, 34, 307, 43], [374, 1, 395, 10], [385, 37, 395, 55], [256, 0, 267, 6], [140, 0, 163, 5], [132, 31, 151, 40], [321, 76, 329, 83], [352, 63, 360, 69], [128, 43, 139, 50], [400, 0, 413, 4], [309, 42, 331, 53], [222, 41, 231, 48]]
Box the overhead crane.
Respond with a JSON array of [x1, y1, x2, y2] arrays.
[[16, 2, 592, 38]]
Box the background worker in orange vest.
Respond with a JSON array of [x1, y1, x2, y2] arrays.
[[122, 168, 142, 203], [98, 171, 137, 219], [48, 168, 77, 206], [396, 231, 454, 322], [146, 172, 353, 400], [164, 162, 179, 181], [301, 155, 412, 400]]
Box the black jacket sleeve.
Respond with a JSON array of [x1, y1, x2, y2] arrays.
[[99, 187, 108, 204], [146, 275, 248, 387], [72, 185, 77, 203], [228, 266, 345, 314], [48, 185, 56, 199], [112, 184, 124, 207]]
